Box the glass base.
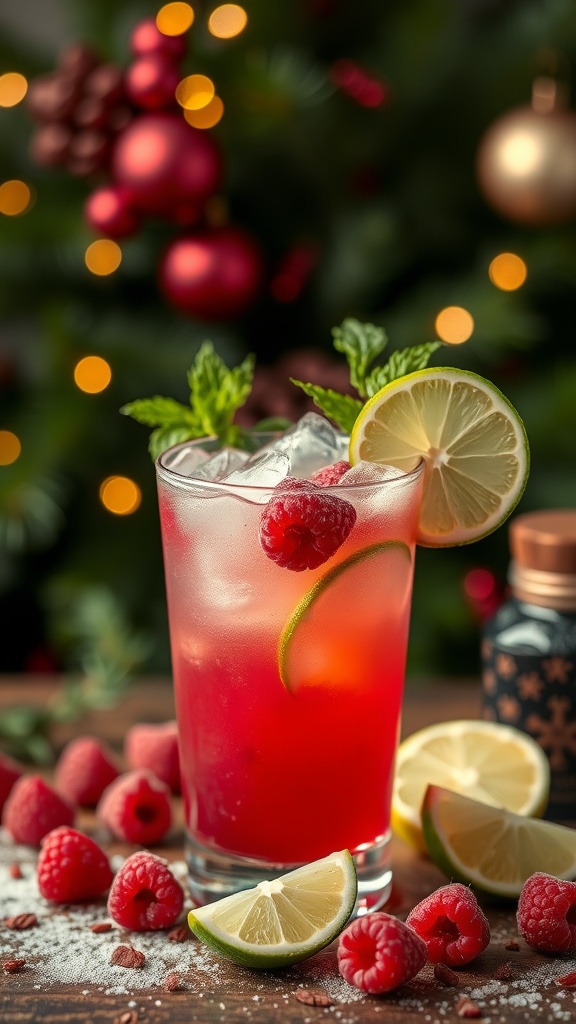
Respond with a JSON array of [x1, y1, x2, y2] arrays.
[[185, 832, 392, 916]]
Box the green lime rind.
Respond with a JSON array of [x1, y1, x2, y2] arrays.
[[278, 541, 411, 692], [187, 850, 358, 969]]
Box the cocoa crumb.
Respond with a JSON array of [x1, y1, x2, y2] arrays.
[[165, 973, 181, 991], [556, 969, 576, 987], [110, 945, 145, 969], [4, 913, 37, 930], [294, 988, 333, 1007], [456, 994, 483, 1018], [91, 922, 113, 934], [167, 925, 189, 943], [2, 958, 26, 973], [504, 939, 520, 951], [9, 863, 23, 880], [434, 963, 459, 986], [494, 961, 513, 980], [113, 1012, 139, 1024]]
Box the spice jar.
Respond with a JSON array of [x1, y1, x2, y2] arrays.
[[482, 509, 576, 822]]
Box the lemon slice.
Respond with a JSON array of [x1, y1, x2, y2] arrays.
[[392, 719, 550, 853], [422, 784, 576, 898], [279, 542, 411, 692], [187, 850, 357, 968], [349, 367, 530, 546]]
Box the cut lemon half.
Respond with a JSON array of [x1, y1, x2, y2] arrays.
[[349, 367, 530, 546], [278, 542, 411, 693], [392, 719, 550, 853], [422, 785, 576, 899], [187, 850, 357, 968]]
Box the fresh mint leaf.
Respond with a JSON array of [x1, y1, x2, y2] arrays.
[[253, 416, 293, 432], [331, 319, 388, 398], [120, 396, 198, 429], [148, 425, 198, 461], [290, 380, 363, 434], [364, 342, 441, 396]]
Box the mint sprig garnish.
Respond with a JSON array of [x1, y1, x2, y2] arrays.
[[121, 341, 254, 459], [291, 318, 441, 432]]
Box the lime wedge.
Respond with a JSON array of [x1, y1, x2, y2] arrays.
[[392, 719, 550, 853], [187, 850, 357, 968], [279, 542, 411, 692], [422, 785, 576, 899], [349, 367, 530, 547]]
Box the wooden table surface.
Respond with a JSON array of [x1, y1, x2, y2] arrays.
[[1, 675, 575, 1024]]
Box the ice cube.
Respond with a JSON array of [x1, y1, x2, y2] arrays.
[[223, 450, 291, 501], [255, 412, 349, 478], [164, 446, 210, 476], [192, 448, 249, 481], [340, 461, 407, 485]]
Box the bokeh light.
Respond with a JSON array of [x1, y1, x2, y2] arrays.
[[0, 72, 28, 107], [208, 4, 248, 39], [0, 180, 33, 216], [183, 95, 224, 128], [99, 476, 142, 515], [85, 239, 122, 276], [0, 430, 22, 466], [435, 306, 474, 344], [488, 252, 528, 292], [176, 74, 215, 110], [463, 568, 496, 602], [74, 356, 112, 394], [156, 2, 194, 35]]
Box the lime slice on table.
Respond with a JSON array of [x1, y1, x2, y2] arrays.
[[279, 541, 411, 693], [187, 849, 357, 968], [392, 719, 550, 854], [422, 784, 576, 899], [349, 367, 530, 546]]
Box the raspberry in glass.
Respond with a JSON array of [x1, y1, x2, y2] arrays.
[[107, 850, 184, 931], [97, 768, 172, 845], [338, 912, 427, 994], [406, 883, 490, 966], [55, 735, 120, 807], [309, 461, 351, 486], [2, 775, 74, 846], [259, 478, 356, 571], [37, 826, 113, 902], [517, 872, 576, 953]]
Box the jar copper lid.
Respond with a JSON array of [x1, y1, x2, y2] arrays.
[[510, 509, 576, 574]]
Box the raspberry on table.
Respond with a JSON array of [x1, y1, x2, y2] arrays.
[[107, 850, 184, 931], [97, 768, 172, 845], [2, 775, 75, 846], [0, 752, 24, 814], [338, 912, 427, 994], [309, 461, 351, 486], [517, 872, 576, 953], [406, 883, 490, 966], [37, 826, 114, 903], [124, 721, 181, 794], [259, 477, 356, 571], [55, 735, 120, 808]]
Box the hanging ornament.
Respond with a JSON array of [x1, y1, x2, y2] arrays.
[[476, 76, 576, 225], [159, 226, 263, 319], [84, 183, 140, 238], [112, 112, 222, 217], [130, 17, 188, 63], [125, 55, 181, 111]]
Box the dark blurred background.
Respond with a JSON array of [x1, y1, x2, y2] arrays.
[[1, 0, 576, 733]]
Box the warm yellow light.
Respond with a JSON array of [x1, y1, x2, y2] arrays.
[[156, 2, 194, 35], [183, 94, 224, 128], [500, 131, 542, 177], [74, 356, 112, 394], [0, 72, 28, 107], [85, 239, 122, 276], [176, 74, 215, 111], [0, 180, 32, 216], [208, 4, 248, 39], [0, 430, 21, 466], [435, 306, 474, 344], [99, 476, 142, 515], [488, 252, 528, 292]]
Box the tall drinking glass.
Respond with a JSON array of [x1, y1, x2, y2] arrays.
[[156, 436, 424, 911]]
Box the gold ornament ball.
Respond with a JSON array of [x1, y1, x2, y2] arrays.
[[476, 103, 576, 224]]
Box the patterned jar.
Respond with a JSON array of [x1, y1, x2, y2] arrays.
[[482, 509, 576, 822]]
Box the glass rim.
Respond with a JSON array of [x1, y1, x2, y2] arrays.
[[156, 435, 426, 494]]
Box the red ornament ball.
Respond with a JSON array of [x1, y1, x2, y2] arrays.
[[159, 226, 263, 319], [84, 183, 140, 238], [112, 112, 222, 216], [125, 55, 181, 111], [130, 18, 187, 63]]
